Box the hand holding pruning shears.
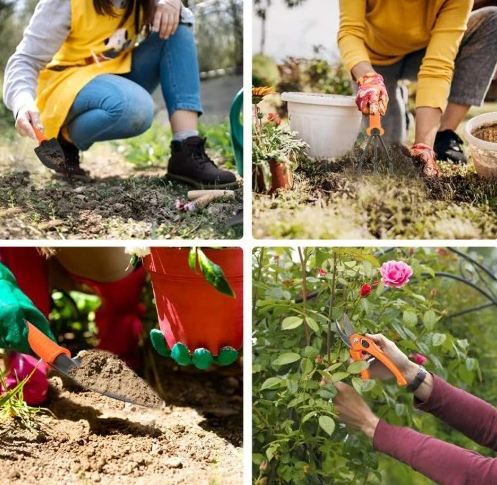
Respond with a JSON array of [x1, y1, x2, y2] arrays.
[[153, 0, 182, 39]]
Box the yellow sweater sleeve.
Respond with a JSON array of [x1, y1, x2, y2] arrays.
[[337, 0, 370, 73], [416, 0, 472, 111]]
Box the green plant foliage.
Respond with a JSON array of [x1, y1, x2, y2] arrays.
[[114, 120, 235, 170], [253, 247, 497, 485]]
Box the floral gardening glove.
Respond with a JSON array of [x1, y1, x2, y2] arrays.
[[410, 143, 440, 178], [0, 262, 55, 354], [356, 72, 389, 116]]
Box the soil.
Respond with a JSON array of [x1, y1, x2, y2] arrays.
[[36, 141, 67, 170], [0, 358, 243, 485], [68, 350, 164, 409], [473, 122, 497, 143], [0, 141, 242, 240]]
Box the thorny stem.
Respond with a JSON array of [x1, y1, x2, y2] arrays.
[[327, 252, 338, 363], [298, 247, 311, 347]]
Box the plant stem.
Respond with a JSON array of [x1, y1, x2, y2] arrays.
[[327, 252, 338, 363], [298, 247, 311, 347]]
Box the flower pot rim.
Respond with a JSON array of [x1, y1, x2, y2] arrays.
[[281, 92, 356, 107], [465, 112, 497, 152]]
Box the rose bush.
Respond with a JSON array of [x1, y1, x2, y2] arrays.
[[253, 247, 497, 485]]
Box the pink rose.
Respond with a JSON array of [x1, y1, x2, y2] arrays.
[[380, 260, 413, 288], [318, 268, 327, 277], [410, 353, 428, 365]]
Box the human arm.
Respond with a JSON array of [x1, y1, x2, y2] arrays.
[[334, 382, 497, 485], [0, 261, 56, 354], [368, 333, 497, 449], [153, 0, 194, 39], [2, 0, 70, 138]]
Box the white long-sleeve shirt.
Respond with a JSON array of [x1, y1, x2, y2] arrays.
[[3, 0, 194, 118]]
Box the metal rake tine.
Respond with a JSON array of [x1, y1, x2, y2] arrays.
[[378, 134, 394, 173], [358, 134, 374, 175]]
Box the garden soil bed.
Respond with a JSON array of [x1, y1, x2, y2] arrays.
[[0, 360, 243, 485], [0, 141, 242, 240]]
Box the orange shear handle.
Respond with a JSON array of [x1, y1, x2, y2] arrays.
[[366, 113, 385, 137], [26, 321, 70, 364], [350, 334, 407, 386]]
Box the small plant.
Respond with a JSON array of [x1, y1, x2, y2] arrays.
[[252, 86, 309, 191], [0, 363, 47, 432]]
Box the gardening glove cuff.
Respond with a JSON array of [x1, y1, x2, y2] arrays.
[[0, 262, 55, 354], [410, 143, 440, 178], [356, 72, 389, 116]]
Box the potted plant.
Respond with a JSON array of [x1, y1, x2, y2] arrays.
[[128, 247, 243, 370], [252, 87, 309, 194]]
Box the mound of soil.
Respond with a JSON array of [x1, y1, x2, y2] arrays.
[[69, 350, 163, 408], [0, 360, 243, 485], [473, 122, 497, 143]]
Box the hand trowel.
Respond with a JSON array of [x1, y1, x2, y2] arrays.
[[25, 321, 155, 407], [31, 124, 70, 175]]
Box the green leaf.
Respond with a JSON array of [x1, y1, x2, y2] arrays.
[[318, 415, 336, 436], [302, 411, 318, 423], [273, 352, 301, 366], [306, 317, 320, 333], [188, 247, 197, 273], [197, 249, 235, 297], [395, 403, 406, 417], [260, 377, 283, 391], [347, 361, 369, 374], [361, 379, 376, 392], [423, 310, 437, 330], [432, 333, 446, 347], [466, 358, 476, 371], [282, 316, 303, 330], [403, 310, 418, 327], [331, 372, 349, 383]]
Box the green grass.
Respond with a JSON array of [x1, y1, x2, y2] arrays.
[[0, 362, 48, 433]]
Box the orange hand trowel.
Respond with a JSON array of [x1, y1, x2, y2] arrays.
[[25, 321, 142, 405], [31, 124, 69, 175], [357, 112, 393, 175], [335, 314, 407, 386]]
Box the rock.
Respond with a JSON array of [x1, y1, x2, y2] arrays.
[[75, 194, 86, 201], [74, 187, 85, 193], [113, 203, 126, 211], [164, 457, 183, 469]]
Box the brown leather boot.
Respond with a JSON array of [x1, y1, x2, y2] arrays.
[[167, 136, 238, 189]]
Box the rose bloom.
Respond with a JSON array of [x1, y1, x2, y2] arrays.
[[410, 353, 428, 365], [360, 283, 372, 297], [380, 260, 413, 288], [318, 268, 327, 277]]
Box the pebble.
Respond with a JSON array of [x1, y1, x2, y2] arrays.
[[164, 457, 183, 469], [75, 194, 86, 201], [74, 187, 85, 193], [113, 203, 126, 210]]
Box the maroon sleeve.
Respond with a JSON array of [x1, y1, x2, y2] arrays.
[[415, 374, 497, 451], [373, 420, 497, 485]]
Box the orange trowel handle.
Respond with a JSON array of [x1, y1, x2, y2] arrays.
[[26, 321, 70, 364], [349, 333, 407, 386], [366, 113, 385, 137], [31, 124, 48, 145]]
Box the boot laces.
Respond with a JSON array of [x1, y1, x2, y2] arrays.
[[189, 138, 215, 166]]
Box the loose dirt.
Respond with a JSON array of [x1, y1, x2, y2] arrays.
[[0, 141, 242, 240], [473, 122, 497, 143], [69, 350, 164, 409], [0, 359, 243, 485]]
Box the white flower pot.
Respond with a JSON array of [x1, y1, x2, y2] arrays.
[[465, 112, 497, 179], [281, 92, 362, 158]]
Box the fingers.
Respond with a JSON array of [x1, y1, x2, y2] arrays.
[[154, 2, 181, 40], [15, 107, 43, 140], [365, 333, 389, 348]]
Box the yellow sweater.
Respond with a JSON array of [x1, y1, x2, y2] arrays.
[[338, 0, 472, 111]]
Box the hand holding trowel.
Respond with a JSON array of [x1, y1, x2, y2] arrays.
[[25, 321, 164, 408]]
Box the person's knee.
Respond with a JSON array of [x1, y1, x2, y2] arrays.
[[474, 6, 497, 28], [127, 90, 155, 135]]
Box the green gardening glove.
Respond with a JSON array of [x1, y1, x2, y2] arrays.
[[0, 262, 56, 354]]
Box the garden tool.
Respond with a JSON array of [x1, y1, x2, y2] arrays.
[[31, 123, 69, 175], [357, 113, 393, 175], [24, 321, 145, 405], [335, 314, 407, 386]]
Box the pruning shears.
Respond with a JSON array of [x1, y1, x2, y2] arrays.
[[335, 314, 407, 386]]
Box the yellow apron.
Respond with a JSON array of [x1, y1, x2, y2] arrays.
[[36, 0, 138, 139]]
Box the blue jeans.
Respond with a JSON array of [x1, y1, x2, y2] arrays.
[[64, 25, 203, 151]]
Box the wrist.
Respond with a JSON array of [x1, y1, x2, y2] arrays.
[[361, 415, 380, 439], [404, 361, 420, 383]]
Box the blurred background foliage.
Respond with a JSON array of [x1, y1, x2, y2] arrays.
[[253, 247, 497, 485]]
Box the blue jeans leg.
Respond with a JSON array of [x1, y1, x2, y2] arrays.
[[123, 26, 203, 117], [65, 74, 155, 151]]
